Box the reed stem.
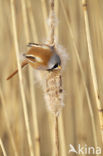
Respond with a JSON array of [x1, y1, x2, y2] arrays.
[[54, 116, 59, 156], [21, 0, 40, 155], [26, 0, 38, 42], [0, 89, 18, 156], [41, 0, 48, 37], [10, 0, 34, 155], [82, 0, 103, 143], [55, 1, 66, 155], [49, 0, 55, 45], [60, 0, 98, 147], [48, 0, 59, 155], [0, 139, 7, 156]]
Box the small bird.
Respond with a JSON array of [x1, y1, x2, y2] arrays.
[[7, 43, 61, 80]]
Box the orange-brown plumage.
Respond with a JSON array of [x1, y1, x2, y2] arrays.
[[7, 43, 61, 80], [26, 46, 53, 69]]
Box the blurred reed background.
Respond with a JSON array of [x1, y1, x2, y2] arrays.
[[0, 0, 103, 155]]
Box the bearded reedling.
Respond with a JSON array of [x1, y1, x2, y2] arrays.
[[7, 43, 61, 80]]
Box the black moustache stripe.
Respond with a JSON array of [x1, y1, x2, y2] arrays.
[[25, 55, 35, 59]]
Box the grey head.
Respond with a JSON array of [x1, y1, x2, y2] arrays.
[[47, 52, 61, 71]]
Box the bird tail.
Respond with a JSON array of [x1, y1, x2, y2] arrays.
[[6, 60, 28, 80]]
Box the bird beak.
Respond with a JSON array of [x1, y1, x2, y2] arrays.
[[58, 65, 61, 70]]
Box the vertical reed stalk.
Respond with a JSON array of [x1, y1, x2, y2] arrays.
[[54, 116, 59, 156], [21, 0, 40, 155], [55, 0, 59, 39], [41, 0, 48, 37], [49, 0, 55, 45], [82, 0, 103, 143], [55, 1, 66, 155], [0, 139, 7, 156], [26, 0, 38, 42], [10, 0, 34, 155], [47, 0, 60, 155], [60, 0, 98, 147], [40, 1, 56, 155], [0, 89, 18, 156], [58, 113, 66, 155]]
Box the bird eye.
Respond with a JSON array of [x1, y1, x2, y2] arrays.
[[51, 63, 61, 70], [53, 63, 59, 69]]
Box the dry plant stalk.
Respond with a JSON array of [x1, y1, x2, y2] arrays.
[[41, 0, 64, 155], [27, 0, 65, 155], [43, 65, 61, 156], [41, 0, 67, 155], [0, 138, 7, 156], [26, 0, 38, 42], [10, 0, 34, 155], [60, 0, 98, 147], [55, 1, 66, 155], [41, 0, 48, 36], [42, 57, 63, 156], [82, 0, 103, 143], [0, 89, 18, 156], [48, 0, 55, 45], [21, 0, 40, 155], [48, 0, 60, 155], [44, 70, 63, 114]]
